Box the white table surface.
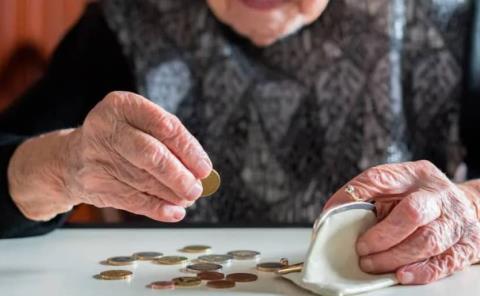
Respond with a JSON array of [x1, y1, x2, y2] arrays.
[[0, 228, 479, 296]]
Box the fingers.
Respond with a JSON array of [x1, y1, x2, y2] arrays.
[[106, 91, 212, 179], [94, 179, 186, 223], [323, 160, 443, 210], [104, 155, 193, 208], [113, 124, 203, 201], [359, 218, 458, 273], [357, 190, 442, 257], [126, 195, 186, 223], [396, 241, 477, 285]]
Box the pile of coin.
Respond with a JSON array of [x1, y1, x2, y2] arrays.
[[94, 243, 302, 290], [92, 170, 310, 289]]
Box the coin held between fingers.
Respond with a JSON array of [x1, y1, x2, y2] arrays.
[[201, 169, 221, 197]]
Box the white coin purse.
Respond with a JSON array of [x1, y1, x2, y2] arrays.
[[282, 202, 398, 296]]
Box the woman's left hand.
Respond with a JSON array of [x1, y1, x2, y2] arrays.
[[324, 160, 480, 284]]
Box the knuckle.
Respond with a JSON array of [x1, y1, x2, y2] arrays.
[[178, 133, 197, 156], [175, 174, 196, 196], [365, 166, 383, 180], [159, 114, 182, 140], [401, 198, 424, 224], [148, 144, 169, 172], [364, 165, 395, 187], [417, 226, 442, 256], [416, 160, 436, 171], [126, 194, 152, 213], [103, 91, 128, 107]]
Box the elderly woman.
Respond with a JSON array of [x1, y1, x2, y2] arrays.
[[1, 0, 480, 286]]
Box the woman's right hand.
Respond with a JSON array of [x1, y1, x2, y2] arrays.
[[7, 91, 212, 222]]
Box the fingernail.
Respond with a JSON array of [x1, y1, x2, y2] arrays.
[[198, 158, 212, 176], [187, 181, 203, 200], [172, 207, 186, 220], [162, 205, 185, 221], [357, 242, 369, 256], [400, 272, 414, 284], [361, 258, 374, 272]]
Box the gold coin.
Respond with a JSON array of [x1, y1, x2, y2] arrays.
[[201, 169, 221, 197], [206, 280, 236, 289], [256, 262, 286, 272], [173, 276, 201, 287], [106, 256, 135, 266], [181, 245, 211, 253], [153, 256, 188, 265], [276, 262, 304, 275], [132, 251, 163, 260], [98, 270, 133, 280]]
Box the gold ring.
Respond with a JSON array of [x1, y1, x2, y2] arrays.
[[345, 184, 362, 201]]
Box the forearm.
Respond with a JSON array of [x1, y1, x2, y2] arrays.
[[458, 179, 480, 220], [7, 128, 80, 221]]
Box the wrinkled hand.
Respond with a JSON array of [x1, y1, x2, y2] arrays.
[[324, 160, 480, 284], [8, 91, 212, 222]]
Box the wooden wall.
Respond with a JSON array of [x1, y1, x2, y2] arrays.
[[0, 0, 109, 223], [0, 0, 89, 110]]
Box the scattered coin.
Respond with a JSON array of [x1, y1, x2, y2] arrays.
[[173, 276, 202, 287], [186, 263, 223, 273], [226, 273, 258, 282], [198, 254, 233, 265], [132, 251, 163, 260], [256, 262, 286, 272], [181, 245, 211, 253], [227, 250, 261, 260], [153, 256, 188, 265], [97, 270, 133, 280], [197, 271, 225, 281], [276, 262, 304, 275], [201, 169, 221, 197], [106, 256, 136, 266], [147, 281, 175, 290], [207, 279, 236, 289]]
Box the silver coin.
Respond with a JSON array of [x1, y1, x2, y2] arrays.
[[227, 250, 261, 260], [186, 263, 222, 273], [198, 254, 233, 265], [106, 256, 136, 266]]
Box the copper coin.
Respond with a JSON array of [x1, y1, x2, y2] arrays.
[[148, 281, 175, 290], [226, 273, 258, 282], [207, 280, 236, 289], [198, 271, 225, 281]]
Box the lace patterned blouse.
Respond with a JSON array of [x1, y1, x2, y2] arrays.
[[102, 0, 473, 224]]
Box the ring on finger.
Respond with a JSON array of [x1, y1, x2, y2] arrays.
[[345, 184, 362, 201]]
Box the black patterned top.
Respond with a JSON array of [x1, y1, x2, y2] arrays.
[[101, 0, 473, 224]]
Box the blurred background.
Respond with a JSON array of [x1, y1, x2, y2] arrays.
[[0, 0, 108, 224]]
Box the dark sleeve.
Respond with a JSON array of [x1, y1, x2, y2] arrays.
[[463, 0, 480, 179], [0, 3, 135, 238]]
